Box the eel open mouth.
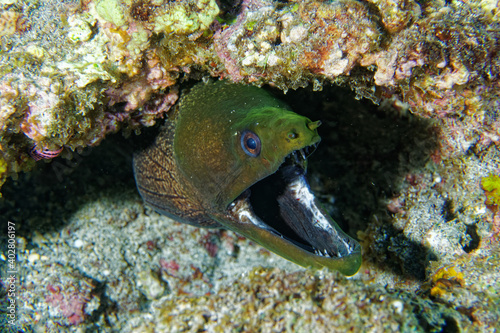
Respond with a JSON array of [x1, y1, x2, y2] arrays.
[[226, 145, 362, 275]]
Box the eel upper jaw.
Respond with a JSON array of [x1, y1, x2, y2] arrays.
[[223, 145, 362, 276]]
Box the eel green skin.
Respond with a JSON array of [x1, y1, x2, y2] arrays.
[[133, 81, 362, 276]]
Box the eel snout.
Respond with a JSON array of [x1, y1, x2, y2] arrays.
[[224, 144, 362, 276]]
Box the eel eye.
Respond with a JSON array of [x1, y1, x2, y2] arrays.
[[241, 130, 261, 157]]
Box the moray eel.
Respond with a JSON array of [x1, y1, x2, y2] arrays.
[[133, 81, 361, 276]]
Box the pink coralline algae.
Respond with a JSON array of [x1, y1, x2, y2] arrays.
[[212, 0, 263, 82], [106, 87, 179, 129], [45, 283, 91, 325], [160, 258, 180, 275]]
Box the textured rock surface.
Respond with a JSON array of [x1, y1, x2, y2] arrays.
[[0, 0, 499, 191]]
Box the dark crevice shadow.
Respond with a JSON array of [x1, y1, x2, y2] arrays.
[[462, 223, 480, 253], [0, 129, 155, 241], [275, 84, 439, 281], [216, 0, 244, 23]]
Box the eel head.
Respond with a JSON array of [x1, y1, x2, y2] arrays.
[[133, 81, 361, 276]]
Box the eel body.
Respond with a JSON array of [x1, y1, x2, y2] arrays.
[[133, 81, 361, 275]]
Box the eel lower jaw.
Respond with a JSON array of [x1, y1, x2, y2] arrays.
[[221, 148, 362, 276]]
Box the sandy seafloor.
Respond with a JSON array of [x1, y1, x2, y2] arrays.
[[0, 85, 499, 332]]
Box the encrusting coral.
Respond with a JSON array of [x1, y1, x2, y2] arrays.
[[0, 0, 498, 191]]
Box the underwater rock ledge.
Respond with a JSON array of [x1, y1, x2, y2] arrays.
[[0, 0, 498, 190]]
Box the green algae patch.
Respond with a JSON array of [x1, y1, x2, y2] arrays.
[[0, 157, 7, 174], [95, 0, 126, 27], [481, 174, 500, 213], [0, 156, 7, 197]]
